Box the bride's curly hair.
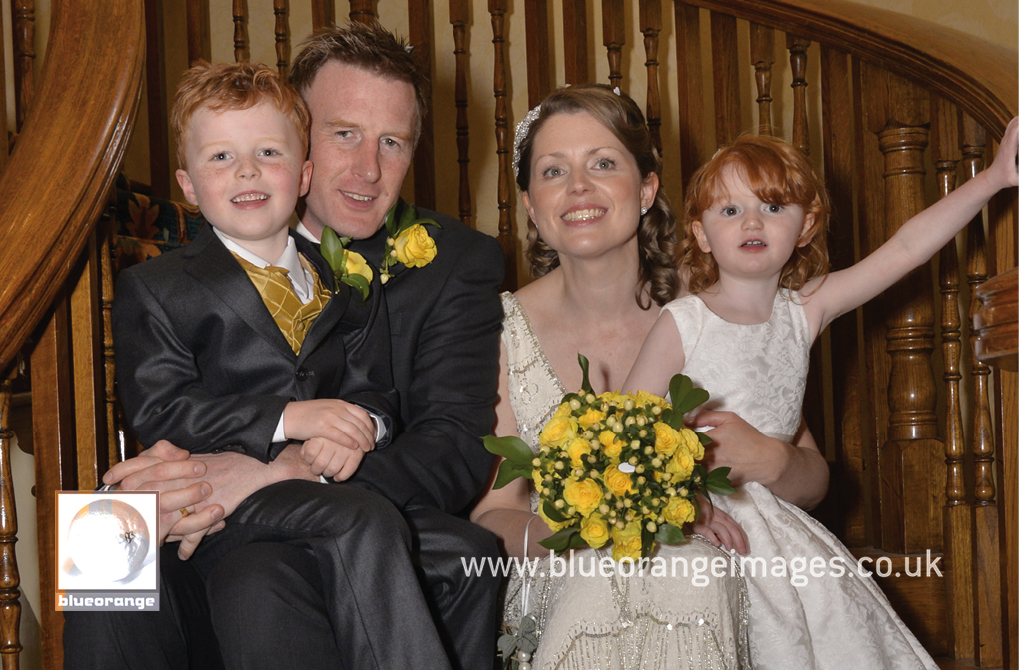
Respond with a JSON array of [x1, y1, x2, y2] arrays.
[[514, 84, 678, 309]]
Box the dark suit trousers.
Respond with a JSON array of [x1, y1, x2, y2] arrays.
[[206, 496, 502, 670], [64, 481, 457, 670]]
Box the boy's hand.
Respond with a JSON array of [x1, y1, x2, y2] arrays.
[[988, 116, 1019, 190], [300, 437, 367, 481], [691, 494, 748, 555], [283, 399, 375, 452]]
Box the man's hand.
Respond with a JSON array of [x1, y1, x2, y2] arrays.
[[103, 440, 225, 546], [172, 445, 318, 559], [283, 399, 375, 451]]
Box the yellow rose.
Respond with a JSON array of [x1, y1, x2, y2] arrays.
[[577, 408, 606, 430], [634, 389, 668, 409], [344, 250, 374, 282], [680, 427, 704, 460], [540, 415, 578, 448], [606, 391, 629, 405], [604, 465, 634, 497], [393, 223, 437, 268], [654, 422, 682, 457], [552, 403, 572, 419], [666, 445, 695, 481], [599, 431, 623, 461], [567, 438, 592, 468], [580, 514, 611, 549], [663, 496, 696, 527], [611, 521, 644, 562], [563, 477, 603, 517], [538, 504, 572, 533]]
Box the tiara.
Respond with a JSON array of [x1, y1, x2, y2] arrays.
[[512, 104, 542, 179]]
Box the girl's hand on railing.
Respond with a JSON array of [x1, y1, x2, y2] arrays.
[[987, 116, 1019, 190]]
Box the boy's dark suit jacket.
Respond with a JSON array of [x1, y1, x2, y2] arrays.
[[112, 225, 397, 461], [345, 208, 504, 515]]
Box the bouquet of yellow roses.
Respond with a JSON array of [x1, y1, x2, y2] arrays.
[[485, 355, 734, 562]]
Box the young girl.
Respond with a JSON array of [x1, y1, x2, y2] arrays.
[[624, 118, 1018, 669]]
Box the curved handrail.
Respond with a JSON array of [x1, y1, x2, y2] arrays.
[[687, 0, 1017, 137], [0, 0, 145, 371]]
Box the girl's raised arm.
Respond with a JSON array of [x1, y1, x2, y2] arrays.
[[804, 116, 1018, 338]]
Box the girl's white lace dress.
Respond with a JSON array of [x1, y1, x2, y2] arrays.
[[661, 289, 938, 669], [500, 293, 750, 670]]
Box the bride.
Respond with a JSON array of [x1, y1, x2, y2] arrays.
[[471, 85, 829, 669]]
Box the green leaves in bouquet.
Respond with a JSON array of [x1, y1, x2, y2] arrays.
[[577, 353, 594, 395], [483, 435, 535, 489], [538, 525, 586, 553], [705, 465, 736, 496], [655, 522, 687, 546], [669, 373, 710, 415]]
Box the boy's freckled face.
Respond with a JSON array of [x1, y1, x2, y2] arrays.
[[176, 102, 312, 257]]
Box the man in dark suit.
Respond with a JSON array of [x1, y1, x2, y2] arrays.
[[72, 21, 505, 670]]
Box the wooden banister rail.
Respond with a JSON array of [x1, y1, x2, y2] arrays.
[[0, 0, 145, 372], [684, 0, 1017, 131]]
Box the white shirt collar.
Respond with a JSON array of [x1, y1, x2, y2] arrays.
[[214, 227, 314, 304], [295, 221, 320, 243]]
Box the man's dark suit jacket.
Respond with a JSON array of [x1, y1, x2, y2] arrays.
[[112, 224, 397, 461], [345, 208, 504, 514]]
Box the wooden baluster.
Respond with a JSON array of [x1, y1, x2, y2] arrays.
[[0, 367, 21, 670], [312, 0, 336, 30], [962, 116, 1003, 667], [31, 299, 74, 669], [274, 0, 291, 77], [490, 0, 516, 290], [863, 64, 940, 555], [409, 0, 436, 210], [710, 11, 740, 147], [70, 235, 109, 491], [349, 0, 375, 24], [749, 24, 774, 136], [13, 0, 35, 131], [602, 0, 625, 90], [0, 4, 8, 169], [145, 0, 171, 198], [932, 97, 974, 661], [674, 2, 704, 187], [985, 139, 1018, 670], [450, 0, 473, 228], [787, 35, 810, 153], [820, 45, 864, 544], [562, 0, 588, 86], [639, 0, 662, 154], [525, 0, 552, 109], [99, 212, 121, 467], [186, 0, 211, 65], [233, 0, 250, 62]]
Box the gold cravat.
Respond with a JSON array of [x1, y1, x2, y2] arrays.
[[232, 252, 331, 354]]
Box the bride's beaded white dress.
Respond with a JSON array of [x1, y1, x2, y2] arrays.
[[500, 293, 750, 670]]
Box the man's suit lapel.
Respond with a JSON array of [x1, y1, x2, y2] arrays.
[[295, 233, 351, 362], [183, 225, 297, 359]]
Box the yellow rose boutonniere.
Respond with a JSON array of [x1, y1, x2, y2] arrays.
[[381, 198, 441, 282], [320, 228, 372, 303]]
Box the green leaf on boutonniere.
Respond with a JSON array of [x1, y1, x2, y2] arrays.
[[320, 227, 368, 303]]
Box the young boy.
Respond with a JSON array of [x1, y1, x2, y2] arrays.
[[113, 61, 397, 512]]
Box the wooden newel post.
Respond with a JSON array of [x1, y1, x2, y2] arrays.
[[863, 65, 942, 555]]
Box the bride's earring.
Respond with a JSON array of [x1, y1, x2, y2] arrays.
[[640, 206, 648, 216]]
